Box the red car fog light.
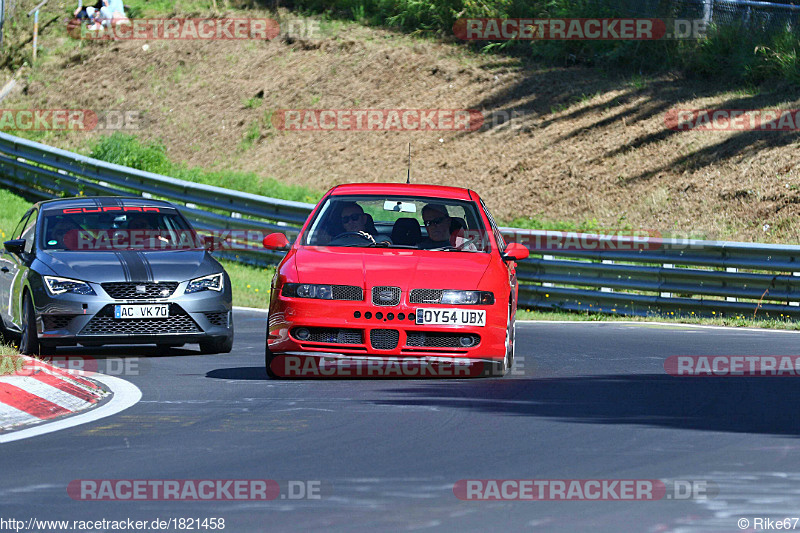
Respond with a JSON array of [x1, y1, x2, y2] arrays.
[[294, 328, 311, 340], [459, 336, 476, 347]]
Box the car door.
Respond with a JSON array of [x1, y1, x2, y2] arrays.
[[0, 210, 32, 329], [6, 209, 38, 330]]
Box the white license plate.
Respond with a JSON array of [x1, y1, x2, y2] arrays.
[[114, 304, 169, 319], [416, 308, 486, 327]]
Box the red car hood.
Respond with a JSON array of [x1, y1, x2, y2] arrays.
[[293, 247, 492, 290]]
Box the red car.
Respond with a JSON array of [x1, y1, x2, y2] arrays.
[[262, 183, 529, 378]]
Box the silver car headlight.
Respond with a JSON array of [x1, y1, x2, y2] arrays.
[[440, 290, 494, 305], [186, 273, 224, 294], [43, 276, 95, 296]]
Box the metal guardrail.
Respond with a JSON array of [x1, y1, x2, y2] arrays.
[[1, 131, 799, 320], [502, 229, 800, 319]]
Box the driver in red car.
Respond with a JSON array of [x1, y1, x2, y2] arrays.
[[340, 202, 370, 234], [313, 202, 376, 245]]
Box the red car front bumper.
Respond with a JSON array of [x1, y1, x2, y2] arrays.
[[267, 294, 507, 361]]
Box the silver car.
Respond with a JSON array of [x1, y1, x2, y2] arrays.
[[0, 197, 233, 354]]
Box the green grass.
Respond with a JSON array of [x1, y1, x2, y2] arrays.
[[240, 120, 261, 150], [0, 189, 33, 241], [243, 96, 263, 109], [0, 350, 23, 375], [217, 258, 274, 309], [517, 309, 800, 330], [88, 133, 322, 204]]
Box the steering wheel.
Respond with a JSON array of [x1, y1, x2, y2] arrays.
[[330, 231, 376, 245], [454, 235, 482, 250]]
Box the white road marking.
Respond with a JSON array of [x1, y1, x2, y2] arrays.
[[233, 306, 269, 313], [519, 319, 800, 333]]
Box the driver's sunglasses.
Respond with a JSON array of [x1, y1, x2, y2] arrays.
[[341, 213, 363, 224], [424, 216, 448, 227]]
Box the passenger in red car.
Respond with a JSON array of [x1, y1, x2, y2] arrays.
[[418, 203, 453, 249]]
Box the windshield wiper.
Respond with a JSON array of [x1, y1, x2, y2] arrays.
[[368, 242, 417, 248]]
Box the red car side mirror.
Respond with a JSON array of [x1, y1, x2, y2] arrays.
[[263, 233, 290, 250], [502, 242, 529, 261]]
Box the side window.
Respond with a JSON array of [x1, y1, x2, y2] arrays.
[[20, 209, 38, 253], [480, 200, 506, 250], [12, 210, 32, 240]]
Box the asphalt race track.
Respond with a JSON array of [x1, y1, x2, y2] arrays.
[[3, 309, 800, 532]]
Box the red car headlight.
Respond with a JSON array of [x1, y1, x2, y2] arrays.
[[282, 283, 333, 300], [440, 290, 494, 305]]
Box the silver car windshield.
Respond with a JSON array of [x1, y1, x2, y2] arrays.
[[41, 209, 198, 251]]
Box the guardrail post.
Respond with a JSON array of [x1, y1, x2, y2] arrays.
[[726, 267, 737, 302], [660, 264, 672, 298], [703, 0, 713, 25], [601, 260, 614, 292], [542, 255, 554, 287]]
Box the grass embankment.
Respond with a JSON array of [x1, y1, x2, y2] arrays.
[[284, 0, 800, 86], [14, 0, 791, 85]]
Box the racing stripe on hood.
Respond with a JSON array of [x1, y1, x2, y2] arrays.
[[118, 250, 149, 282], [138, 251, 154, 281], [114, 252, 131, 282]]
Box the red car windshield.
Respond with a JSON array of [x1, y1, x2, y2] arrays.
[[302, 195, 492, 252]]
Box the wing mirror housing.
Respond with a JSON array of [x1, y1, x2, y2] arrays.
[[263, 233, 290, 250], [502, 242, 529, 262], [3, 239, 26, 255]]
